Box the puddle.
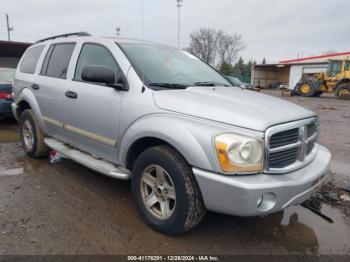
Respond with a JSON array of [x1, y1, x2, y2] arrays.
[[235, 203, 350, 254], [0, 129, 19, 143], [330, 160, 350, 178], [0, 168, 23, 176]]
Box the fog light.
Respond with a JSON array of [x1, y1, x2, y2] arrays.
[[257, 192, 277, 212]]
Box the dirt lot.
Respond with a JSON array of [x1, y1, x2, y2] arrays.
[[0, 91, 350, 256]]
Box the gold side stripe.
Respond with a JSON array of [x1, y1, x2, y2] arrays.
[[64, 124, 116, 146], [42, 116, 64, 128], [43, 116, 116, 146]]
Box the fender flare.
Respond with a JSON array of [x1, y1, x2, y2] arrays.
[[117, 114, 218, 173], [335, 78, 350, 90], [15, 88, 48, 134]]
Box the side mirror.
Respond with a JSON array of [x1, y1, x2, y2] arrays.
[[81, 65, 128, 91]]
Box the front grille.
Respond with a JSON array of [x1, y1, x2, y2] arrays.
[[306, 141, 315, 155], [269, 128, 299, 149], [307, 123, 316, 138], [266, 118, 318, 173], [269, 147, 299, 168]]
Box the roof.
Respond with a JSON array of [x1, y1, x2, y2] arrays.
[[0, 40, 32, 58], [280, 51, 350, 64]]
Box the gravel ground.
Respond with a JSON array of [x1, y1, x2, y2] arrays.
[[0, 91, 350, 256]]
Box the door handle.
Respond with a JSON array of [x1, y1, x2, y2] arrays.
[[31, 84, 40, 90], [65, 91, 78, 99]]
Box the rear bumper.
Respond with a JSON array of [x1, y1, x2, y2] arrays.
[[193, 145, 331, 216], [0, 100, 13, 117], [11, 102, 19, 121]]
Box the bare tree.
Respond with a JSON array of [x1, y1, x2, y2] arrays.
[[186, 28, 220, 65], [186, 28, 245, 67], [217, 33, 245, 65]]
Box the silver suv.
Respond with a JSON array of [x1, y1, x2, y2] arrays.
[[12, 32, 331, 235]]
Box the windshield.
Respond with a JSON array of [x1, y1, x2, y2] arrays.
[[227, 76, 243, 85], [0, 68, 15, 82], [118, 42, 231, 89], [327, 61, 341, 76]]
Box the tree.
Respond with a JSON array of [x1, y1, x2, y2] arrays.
[[262, 58, 266, 64], [186, 28, 219, 65], [219, 61, 234, 76], [186, 28, 245, 67], [217, 33, 245, 66]]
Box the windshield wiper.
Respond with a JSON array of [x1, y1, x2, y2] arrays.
[[193, 81, 230, 87], [148, 83, 188, 89]]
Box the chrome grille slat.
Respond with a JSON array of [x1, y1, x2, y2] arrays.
[[265, 118, 319, 173], [269, 128, 299, 149]]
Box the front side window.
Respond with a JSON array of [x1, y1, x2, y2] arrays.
[[20, 45, 44, 74], [118, 42, 231, 89], [42, 43, 75, 79], [74, 43, 120, 81]]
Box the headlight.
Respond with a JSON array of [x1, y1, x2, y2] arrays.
[[215, 133, 263, 173]]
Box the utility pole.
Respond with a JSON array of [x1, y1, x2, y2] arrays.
[[6, 13, 13, 41], [176, 0, 183, 49], [116, 27, 121, 37]]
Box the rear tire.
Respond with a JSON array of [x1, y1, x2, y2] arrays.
[[131, 145, 206, 235], [19, 109, 49, 158]]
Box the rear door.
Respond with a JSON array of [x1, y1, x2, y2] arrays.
[[35, 42, 76, 140], [62, 42, 124, 162]]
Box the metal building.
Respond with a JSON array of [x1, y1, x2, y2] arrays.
[[0, 40, 31, 68], [252, 51, 350, 90]]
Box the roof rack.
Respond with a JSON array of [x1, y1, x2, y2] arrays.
[[36, 32, 91, 43]]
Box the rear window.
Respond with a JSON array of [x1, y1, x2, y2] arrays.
[[41, 43, 75, 79], [20, 45, 44, 74]]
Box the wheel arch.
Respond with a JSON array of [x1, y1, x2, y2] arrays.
[[125, 137, 184, 171], [15, 88, 47, 133], [118, 115, 218, 173], [335, 78, 350, 90]]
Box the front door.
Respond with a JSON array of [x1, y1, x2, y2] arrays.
[[62, 43, 124, 162]]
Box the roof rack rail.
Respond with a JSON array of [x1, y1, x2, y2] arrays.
[[36, 32, 91, 43]]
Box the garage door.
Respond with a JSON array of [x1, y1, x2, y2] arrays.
[[289, 65, 327, 90]]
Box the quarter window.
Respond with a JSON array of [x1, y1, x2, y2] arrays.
[[20, 45, 44, 74], [42, 43, 75, 79], [74, 44, 120, 81]]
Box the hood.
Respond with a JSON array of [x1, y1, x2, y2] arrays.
[[153, 86, 315, 131]]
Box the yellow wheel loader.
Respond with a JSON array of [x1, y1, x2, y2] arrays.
[[293, 59, 350, 98]]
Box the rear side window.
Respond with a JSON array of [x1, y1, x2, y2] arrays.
[[41, 43, 75, 79], [20, 45, 44, 74], [74, 43, 120, 81]]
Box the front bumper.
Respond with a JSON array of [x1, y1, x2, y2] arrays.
[[193, 145, 331, 216], [0, 100, 13, 117]]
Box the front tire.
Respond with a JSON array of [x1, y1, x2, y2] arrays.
[[19, 109, 49, 158], [298, 78, 317, 97], [336, 84, 350, 99], [131, 145, 206, 235]]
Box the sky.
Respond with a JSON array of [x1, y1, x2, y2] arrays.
[[0, 0, 349, 63]]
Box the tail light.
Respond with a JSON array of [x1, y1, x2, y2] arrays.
[[0, 92, 12, 99]]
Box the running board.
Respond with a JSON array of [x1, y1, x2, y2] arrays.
[[44, 137, 131, 180]]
